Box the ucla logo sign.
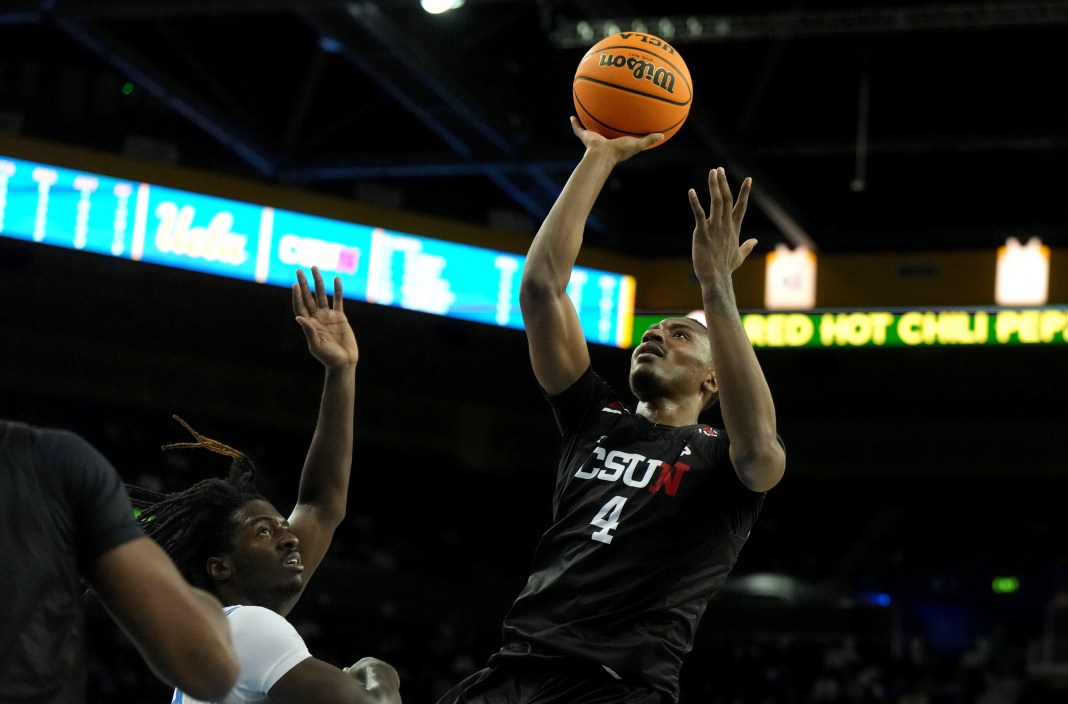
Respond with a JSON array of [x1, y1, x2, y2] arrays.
[[618, 32, 678, 55]]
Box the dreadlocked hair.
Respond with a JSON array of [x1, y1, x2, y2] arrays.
[[128, 415, 265, 590]]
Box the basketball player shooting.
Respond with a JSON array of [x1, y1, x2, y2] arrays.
[[436, 118, 786, 704]]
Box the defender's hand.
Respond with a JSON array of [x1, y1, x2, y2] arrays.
[[292, 266, 359, 370]]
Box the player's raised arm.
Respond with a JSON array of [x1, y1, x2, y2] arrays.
[[519, 118, 662, 394], [285, 266, 358, 611]]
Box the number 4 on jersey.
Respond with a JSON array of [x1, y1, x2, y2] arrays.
[[590, 495, 628, 544]]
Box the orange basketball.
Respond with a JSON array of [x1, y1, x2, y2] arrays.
[[573, 32, 693, 147]]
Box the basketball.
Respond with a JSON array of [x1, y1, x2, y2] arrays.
[[573, 32, 693, 147]]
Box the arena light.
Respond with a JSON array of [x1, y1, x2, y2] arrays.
[[764, 244, 817, 310], [995, 236, 1049, 306], [420, 0, 464, 14], [861, 592, 892, 607], [991, 576, 1019, 594], [729, 572, 800, 601]]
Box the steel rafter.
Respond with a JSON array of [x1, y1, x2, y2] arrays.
[[295, 2, 602, 231], [46, 10, 277, 174]]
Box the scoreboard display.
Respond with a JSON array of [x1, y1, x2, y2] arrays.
[[0, 153, 636, 348]]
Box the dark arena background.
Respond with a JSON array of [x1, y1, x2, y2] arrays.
[[3, 2, 1068, 703]]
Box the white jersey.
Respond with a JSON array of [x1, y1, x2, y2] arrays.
[[172, 605, 312, 704]]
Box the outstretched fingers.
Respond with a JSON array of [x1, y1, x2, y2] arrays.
[[707, 168, 727, 223], [733, 177, 752, 227], [293, 269, 311, 317], [332, 275, 344, 312], [311, 266, 329, 310], [708, 168, 754, 232], [738, 237, 759, 264], [293, 266, 336, 317], [688, 187, 707, 224], [694, 170, 725, 225]]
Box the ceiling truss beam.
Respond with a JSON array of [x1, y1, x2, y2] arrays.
[[551, 1, 1068, 47]]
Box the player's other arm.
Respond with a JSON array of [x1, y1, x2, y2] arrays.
[[269, 656, 401, 704], [705, 291, 785, 493], [520, 118, 661, 394], [690, 168, 785, 492], [89, 537, 240, 701]]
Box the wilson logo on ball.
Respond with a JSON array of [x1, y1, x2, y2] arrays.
[[595, 55, 677, 95]]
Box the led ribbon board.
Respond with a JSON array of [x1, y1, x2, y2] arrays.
[[0, 154, 636, 348], [633, 309, 1068, 348]]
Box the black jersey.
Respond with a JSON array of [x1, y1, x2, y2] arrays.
[[0, 420, 144, 704], [501, 369, 766, 702]]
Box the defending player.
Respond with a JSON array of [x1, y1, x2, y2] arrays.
[[131, 267, 401, 704]]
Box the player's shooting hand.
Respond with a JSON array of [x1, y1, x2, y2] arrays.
[[570, 116, 663, 163], [690, 167, 757, 289], [292, 266, 359, 370], [344, 657, 401, 703]]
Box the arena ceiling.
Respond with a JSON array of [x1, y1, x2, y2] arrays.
[[2, 0, 1067, 259]]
